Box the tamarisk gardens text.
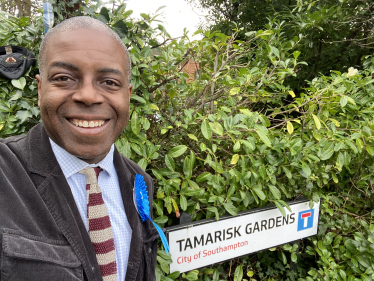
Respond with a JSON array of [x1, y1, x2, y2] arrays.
[[165, 198, 320, 273]]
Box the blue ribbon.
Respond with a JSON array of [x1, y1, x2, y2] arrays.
[[43, 1, 54, 34], [134, 174, 170, 255]]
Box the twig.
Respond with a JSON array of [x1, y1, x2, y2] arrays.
[[268, 87, 329, 117], [210, 50, 219, 113], [350, 179, 367, 196], [148, 75, 177, 93], [352, 136, 366, 183], [151, 36, 184, 49], [192, 89, 226, 115], [228, 260, 232, 277], [336, 209, 371, 219], [268, 118, 294, 130]]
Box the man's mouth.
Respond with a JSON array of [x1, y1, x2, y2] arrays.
[[69, 119, 106, 128]]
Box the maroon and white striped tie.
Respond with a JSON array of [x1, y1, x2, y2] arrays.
[[79, 167, 117, 281]]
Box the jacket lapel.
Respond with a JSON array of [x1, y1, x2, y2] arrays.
[[26, 124, 102, 281], [114, 149, 143, 281]]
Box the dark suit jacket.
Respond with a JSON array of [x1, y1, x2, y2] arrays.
[[0, 123, 158, 281]]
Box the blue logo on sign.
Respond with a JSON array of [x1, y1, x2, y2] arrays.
[[297, 209, 314, 231]]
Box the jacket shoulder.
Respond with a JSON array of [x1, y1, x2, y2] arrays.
[[0, 134, 26, 144], [0, 134, 28, 166]]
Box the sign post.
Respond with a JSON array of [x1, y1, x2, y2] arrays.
[[165, 198, 319, 273]]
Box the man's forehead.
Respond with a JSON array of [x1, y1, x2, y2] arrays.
[[44, 28, 127, 69], [45, 28, 123, 54]]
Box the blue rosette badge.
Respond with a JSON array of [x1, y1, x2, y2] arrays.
[[133, 174, 170, 255]]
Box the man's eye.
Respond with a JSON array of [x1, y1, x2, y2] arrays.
[[54, 76, 70, 81], [104, 80, 118, 86]]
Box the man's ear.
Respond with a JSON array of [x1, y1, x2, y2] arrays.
[[128, 83, 133, 102], [36, 74, 42, 107]]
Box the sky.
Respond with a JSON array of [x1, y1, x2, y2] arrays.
[[126, 0, 208, 39]]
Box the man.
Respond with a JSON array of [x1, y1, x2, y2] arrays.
[[0, 16, 158, 281]]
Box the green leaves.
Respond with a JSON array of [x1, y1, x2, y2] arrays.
[[286, 121, 294, 134], [196, 172, 211, 182], [122, 10, 133, 19], [187, 134, 198, 141], [252, 185, 266, 200], [344, 239, 359, 255], [201, 119, 212, 140], [241, 140, 255, 150], [340, 95, 348, 107], [293, 51, 301, 59], [230, 154, 239, 165], [233, 141, 240, 152], [140, 13, 150, 19], [184, 188, 201, 197], [165, 154, 175, 171], [183, 270, 199, 281], [259, 165, 266, 179], [255, 126, 271, 147], [366, 145, 374, 156], [149, 104, 159, 111], [331, 171, 338, 183], [183, 153, 195, 180], [180, 195, 187, 211], [209, 122, 223, 136], [11, 77, 26, 90], [320, 148, 334, 161], [192, 29, 204, 36], [274, 201, 286, 218], [223, 202, 238, 216], [9, 90, 22, 101], [279, 250, 287, 265], [234, 265, 243, 281], [112, 20, 129, 38], [282, 167, 292, 179], [312, 114, 321, 130], [229, 87, 240, 96], [301, 162, 311, 177], [269, 45, 280, 58], [268, 185, 281, 199], [131, 111, 141, 135], [168, 145, 187, 158], [137, 158, 148, 170], [97, 7, 110, 23], [157, 254, 171, 274], [291, 252, 297, 263]]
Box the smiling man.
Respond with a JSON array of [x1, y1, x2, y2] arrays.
[[0, 17, 158, 281]]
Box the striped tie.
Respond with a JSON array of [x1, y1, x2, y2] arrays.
[[79, 167, 117, 281]]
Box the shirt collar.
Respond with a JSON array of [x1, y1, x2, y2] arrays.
[[49, 138, 115, 178]]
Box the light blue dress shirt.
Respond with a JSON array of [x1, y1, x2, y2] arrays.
[[50, 139, 132, 281]]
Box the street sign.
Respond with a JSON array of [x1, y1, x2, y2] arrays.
[[166, 198, 319, 273]]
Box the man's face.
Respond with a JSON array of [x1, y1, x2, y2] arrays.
[[36, 28, 132, 163]]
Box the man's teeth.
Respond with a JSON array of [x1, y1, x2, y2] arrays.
[[71, 120, 105, 128]]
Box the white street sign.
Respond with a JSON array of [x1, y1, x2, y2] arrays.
[[166, 199, 319, 273]]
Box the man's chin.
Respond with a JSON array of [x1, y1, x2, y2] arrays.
[[66, 146, 111, 164]]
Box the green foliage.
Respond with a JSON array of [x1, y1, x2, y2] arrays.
[[0, 11, 42, 136], [115, 12, 374, 279], [188, 0, 288, 34], [189, 0, 374, 88], [2, 1, 374, 280]]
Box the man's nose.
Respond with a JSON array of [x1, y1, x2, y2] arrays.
[[72, 80, 104, 106]]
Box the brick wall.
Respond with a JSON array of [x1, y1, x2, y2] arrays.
[[181, 59, 199, 82]]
